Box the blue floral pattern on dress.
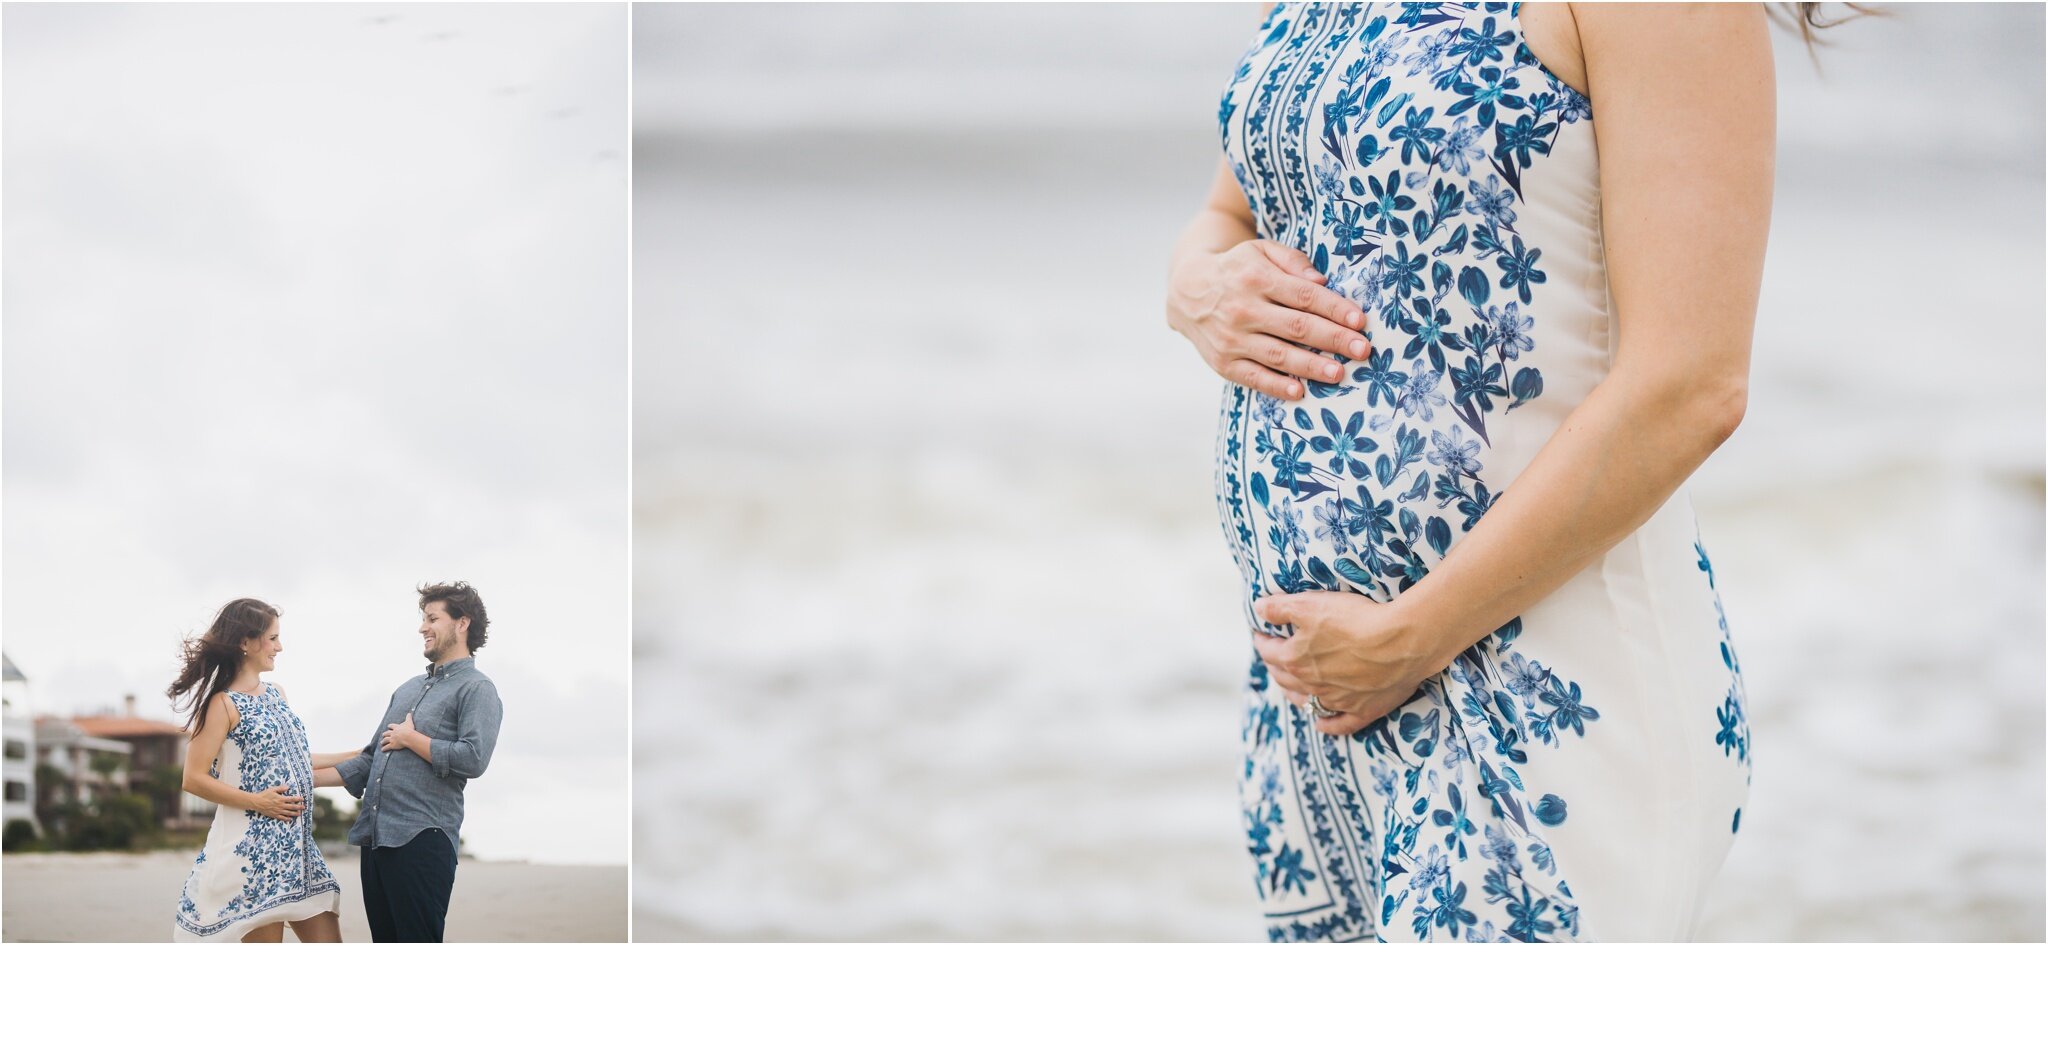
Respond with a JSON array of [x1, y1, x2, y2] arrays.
[[1217, 2, 1601, 942], [174, 681, 338, 938], [1698, 538, 1753, 833]]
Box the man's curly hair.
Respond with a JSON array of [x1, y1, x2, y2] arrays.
[[418, 581, 489, 652]]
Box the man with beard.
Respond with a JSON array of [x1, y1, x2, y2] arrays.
[[317, 582, 504, 942]]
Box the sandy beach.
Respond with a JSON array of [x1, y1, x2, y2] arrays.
[[2, 851, 627, 943]]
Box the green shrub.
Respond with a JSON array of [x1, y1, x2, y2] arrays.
[[60, 794, 157, 851], [312, 794, 350, 844], [2, 818, 38, 852]]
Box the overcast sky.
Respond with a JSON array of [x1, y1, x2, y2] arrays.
[[2, 3, 628, 865]]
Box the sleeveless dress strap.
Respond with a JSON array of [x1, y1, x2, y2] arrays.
[[222, 689, 257, 740]]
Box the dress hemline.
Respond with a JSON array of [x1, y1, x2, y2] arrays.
[[172, 880, 342, 943]]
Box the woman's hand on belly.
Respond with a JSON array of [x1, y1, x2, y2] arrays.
[[1251, 590, 1453, 736], [1166, 239, 1373, 401]]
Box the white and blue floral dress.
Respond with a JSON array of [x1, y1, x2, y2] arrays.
[[173, 682, 339, 941], [1215, 2, 1751, 942]]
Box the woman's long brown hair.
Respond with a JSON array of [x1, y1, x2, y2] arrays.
[[166, 598, 278, 734], [1779, 2, 1882, 47]]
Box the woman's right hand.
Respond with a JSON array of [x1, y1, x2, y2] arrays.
[[1166, 239, 1372, 401], [247, 785, 305, 821]]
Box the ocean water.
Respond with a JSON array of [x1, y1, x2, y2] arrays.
[[631, 4, 2045, 941]]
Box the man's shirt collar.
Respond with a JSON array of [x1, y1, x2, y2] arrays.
[[427, 656, 476, 679]]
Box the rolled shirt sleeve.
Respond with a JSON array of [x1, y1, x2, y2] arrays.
[[428, 679, 502, 780], [335, 738, 376, 797]]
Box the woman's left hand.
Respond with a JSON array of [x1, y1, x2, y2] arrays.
[[1251, 591, 1453, 736]]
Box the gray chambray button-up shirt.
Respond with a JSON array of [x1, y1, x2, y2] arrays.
[[337, 656, 502, 850]]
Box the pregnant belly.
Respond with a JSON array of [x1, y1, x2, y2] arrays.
[[1214, 375, 1508, 610]]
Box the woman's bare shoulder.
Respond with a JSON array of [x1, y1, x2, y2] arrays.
[[1570, 3, 1770, 60]]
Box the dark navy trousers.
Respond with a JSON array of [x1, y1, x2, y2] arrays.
[[360, 828, 457, 943]]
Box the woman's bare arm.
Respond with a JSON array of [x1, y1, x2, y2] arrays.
[[308, 751, 359, 771], [1174, 156, 1260, 258], [1256, 3, 1775, 728]]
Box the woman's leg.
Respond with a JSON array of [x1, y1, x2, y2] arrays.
[[240, 922, 284, 943], [289, 911, 342, 943]]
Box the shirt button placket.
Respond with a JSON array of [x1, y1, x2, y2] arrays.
[[376, 677, 423, 845], [375, 675, 433, 845]]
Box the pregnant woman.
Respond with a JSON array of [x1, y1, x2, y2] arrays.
[[169, 598, 350, 942], [1167, 3, 1775, 941]]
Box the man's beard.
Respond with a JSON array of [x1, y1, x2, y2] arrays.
[[425, 635, 455, 662]]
